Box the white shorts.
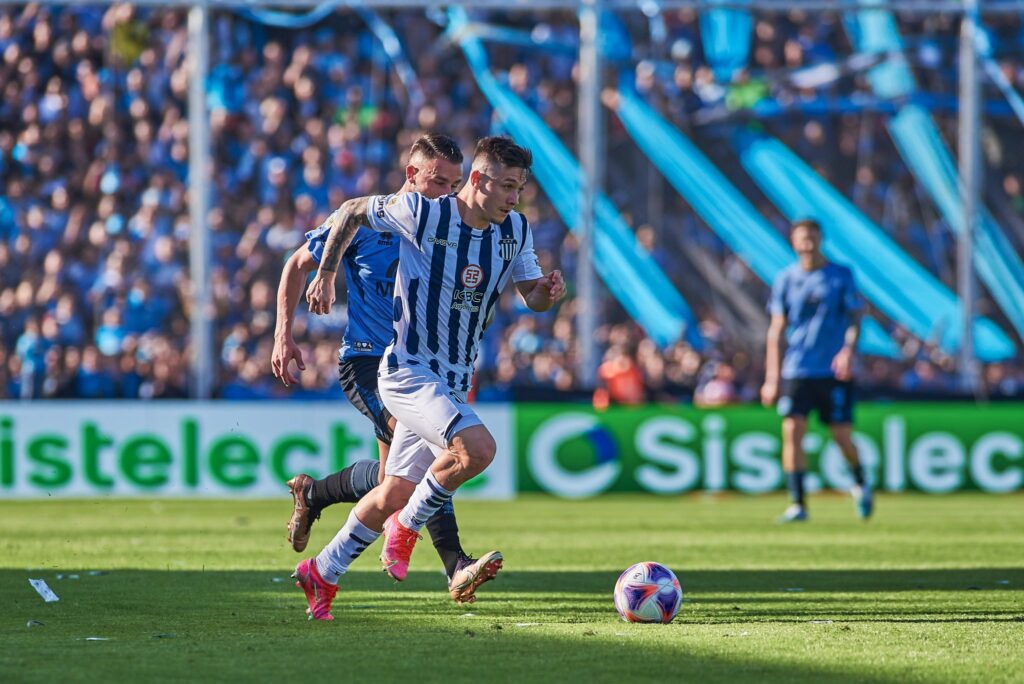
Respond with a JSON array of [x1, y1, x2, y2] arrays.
[[377, 364, 483, 483]]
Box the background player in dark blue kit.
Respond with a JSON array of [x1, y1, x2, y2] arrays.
[[760, 219, 874, 523], [271, 134, 502, 604]]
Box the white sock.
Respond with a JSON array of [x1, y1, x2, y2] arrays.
[[397, 470, 454, 533], [315, 511, 381, 585]]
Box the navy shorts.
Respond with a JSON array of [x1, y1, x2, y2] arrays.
[[778, 378, 854, 425], [338, 356, 394, 445]]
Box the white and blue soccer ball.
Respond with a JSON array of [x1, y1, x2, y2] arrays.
[[613, 562, 683, 624]]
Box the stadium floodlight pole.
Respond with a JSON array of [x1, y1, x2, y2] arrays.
[[577, 0, 602, 389], [188, 1, 214, 399], [957, 0, 981, 395]]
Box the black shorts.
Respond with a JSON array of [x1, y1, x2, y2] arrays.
[[778, 377, 855, 425], [338, 356, 394, 445]]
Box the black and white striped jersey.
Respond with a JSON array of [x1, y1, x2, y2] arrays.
[[365, 192, 543, 392]]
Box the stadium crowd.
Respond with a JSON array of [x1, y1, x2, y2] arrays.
[[2, 5, 1023, 402]]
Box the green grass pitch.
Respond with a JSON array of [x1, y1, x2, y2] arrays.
[[1, 493, 1022, 683]]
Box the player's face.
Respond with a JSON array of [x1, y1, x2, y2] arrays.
[[410, 158, 463, 199], [476, 164, 529, 224], [791, 225, 822, 257]]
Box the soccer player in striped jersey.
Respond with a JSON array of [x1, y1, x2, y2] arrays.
[[272, 134, 501, 606], [294, 136, 565, 620]]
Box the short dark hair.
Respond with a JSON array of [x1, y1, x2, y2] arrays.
[[473, 135, 532, 172], [791, 218, 822, 233], [409, 133, 463, 164]]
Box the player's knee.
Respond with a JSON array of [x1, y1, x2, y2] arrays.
[[782, 417, 805, 440], [831, 427, 856, 450], [379, 478, 414, 514], [470, 435, 496, 471], [451, 428, 496, 474]]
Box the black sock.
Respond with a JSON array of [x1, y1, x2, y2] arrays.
[[306, 460, 381, 509], [851, 464, 865, 486], [787, 471, 806, 507], [424, 500, 464, 579]]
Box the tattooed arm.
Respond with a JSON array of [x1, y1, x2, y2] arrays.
[[304, 196, 371, 315]]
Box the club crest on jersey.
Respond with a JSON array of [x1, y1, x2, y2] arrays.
[[461, 264, 483, 289], [498, 237, 517, 261]]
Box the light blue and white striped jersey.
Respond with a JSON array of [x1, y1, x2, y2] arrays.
[[366, 192, 543, 392]]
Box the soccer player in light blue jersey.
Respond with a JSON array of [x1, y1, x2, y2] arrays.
[[761, 219, 873, 523], [294, 136, 565, 620], [272, 134, 502, 605]]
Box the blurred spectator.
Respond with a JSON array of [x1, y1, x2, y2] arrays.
[[594, 345, 647, 408], [0, 6, 1021, 403], [694, 362, 738, 407]]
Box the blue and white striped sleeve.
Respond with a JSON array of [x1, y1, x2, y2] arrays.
[[511, 222, 544, 283], [364, 192, 420, 241]]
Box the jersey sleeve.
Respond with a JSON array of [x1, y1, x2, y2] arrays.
[[304, 223, 328, 264], [511, 219, 545, 283], [842, 268, 864, 313], [768, 271, 788, 317], [304, 220, 359, 264], [364, 192, 420, 241]]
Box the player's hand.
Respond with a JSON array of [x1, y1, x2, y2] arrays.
[[760, 381, 778, 407], [271, 336, 306, 387], [832, 347, 854, 382], [538, 270, 566, 302], [305, 271, 336, 315]]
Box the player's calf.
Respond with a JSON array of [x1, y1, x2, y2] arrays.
[[381, 470, 455, 581]]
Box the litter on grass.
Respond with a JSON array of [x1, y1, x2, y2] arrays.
[[28, 579, 59, 603]]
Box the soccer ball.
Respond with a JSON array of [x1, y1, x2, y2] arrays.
[[613, 562, 683, 624]]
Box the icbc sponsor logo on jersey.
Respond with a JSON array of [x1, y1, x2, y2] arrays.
[[462, 264, 483, 289]]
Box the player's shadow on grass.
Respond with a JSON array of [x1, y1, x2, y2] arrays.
[[294, 568, 1024, 625], [3, 569, 972, 684]]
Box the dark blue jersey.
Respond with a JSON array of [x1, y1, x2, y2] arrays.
[[768, 262, 863, 380], [306, 219, 398, 361]]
